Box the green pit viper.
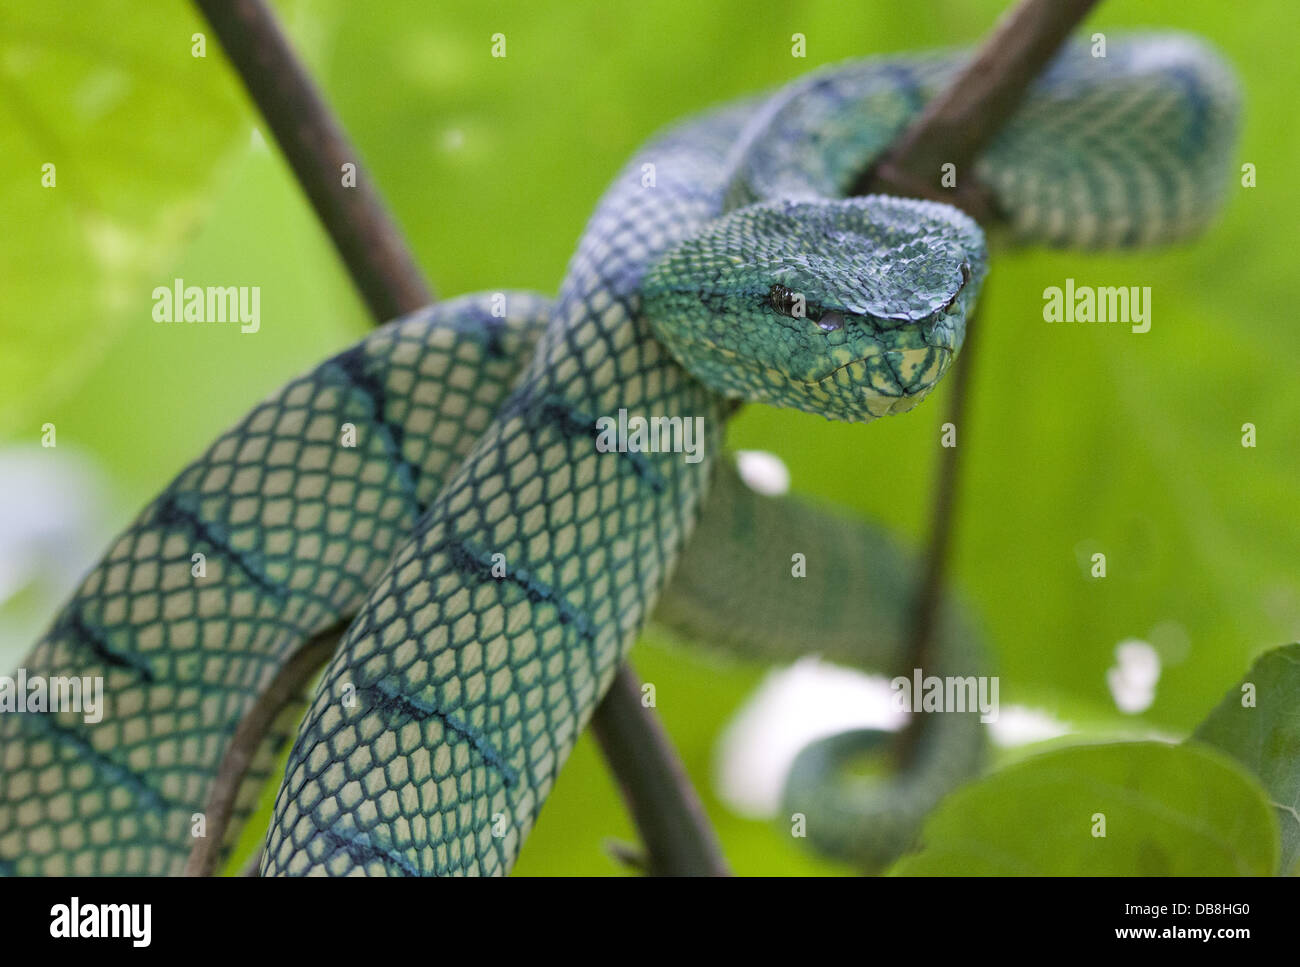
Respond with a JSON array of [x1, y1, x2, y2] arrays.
[[0, 33, 1238, 875]]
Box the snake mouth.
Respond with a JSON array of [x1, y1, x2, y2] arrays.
[[807, 345, 953, 393], [799, 260, 971, 389], [808, 352, 882, 385]]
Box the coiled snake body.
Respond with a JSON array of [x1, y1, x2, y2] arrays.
[[0, 35, 1237, 875]]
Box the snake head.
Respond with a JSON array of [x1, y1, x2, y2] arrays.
[[641, 195, 986, 422]]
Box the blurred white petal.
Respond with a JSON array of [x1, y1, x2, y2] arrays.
[[1114, 639, 1161, 688], [989, 704, 1071, 747], [1107, 638, 1160, 714], [734, 449, 790, 497], [713, 657, 904, 819], [0, 446, 113, 666]]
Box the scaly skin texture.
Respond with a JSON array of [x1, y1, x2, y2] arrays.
[[258, 107, 747, 876], [0, 34, 1238, 876], [0, 286, 976, 876], [0, 294, 551, 875]]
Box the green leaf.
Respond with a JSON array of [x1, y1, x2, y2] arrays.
[[1193, 643, 1300, 874], [0, 1, 246, 432], [891, 741, 1278, 875]]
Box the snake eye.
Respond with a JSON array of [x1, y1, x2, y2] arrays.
[[767, 284, 802, 318], [817, 311, 844, 332]]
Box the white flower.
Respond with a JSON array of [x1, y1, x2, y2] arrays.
[[734, 449, 790, 496], [1106, 638, 1161, 714]]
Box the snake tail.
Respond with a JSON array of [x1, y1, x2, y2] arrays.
[[660, 458, 988, 869]]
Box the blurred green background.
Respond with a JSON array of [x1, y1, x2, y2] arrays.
[[0, 0, 1296, 875]]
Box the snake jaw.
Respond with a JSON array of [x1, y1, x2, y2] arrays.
[[810, 344, 952, 387], [799, 292, 966, 421], [804, 344, 955, 421]]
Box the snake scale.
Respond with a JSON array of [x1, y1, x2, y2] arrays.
[[0, 33, 1237, 875]]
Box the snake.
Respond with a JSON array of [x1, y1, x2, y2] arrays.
[[0, 32, 1238, 876]]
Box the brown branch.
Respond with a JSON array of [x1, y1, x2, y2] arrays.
[[589, 664, 731, 876], [195, 0, 432, 318], [194, 0, 720, 877], [855, 0, 1102, 219], [896, 307, 982, 761], [910, 308, 981, 666], [241, 847, 265, 876]]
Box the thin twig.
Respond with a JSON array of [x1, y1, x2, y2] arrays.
[[589, 665, 731, 876], [895, 307, 981, 761], [195, 0, 432, 318], [241, 847, 265, 877], [854, 0, 1102, 756], [194, 0, 719, 876]]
